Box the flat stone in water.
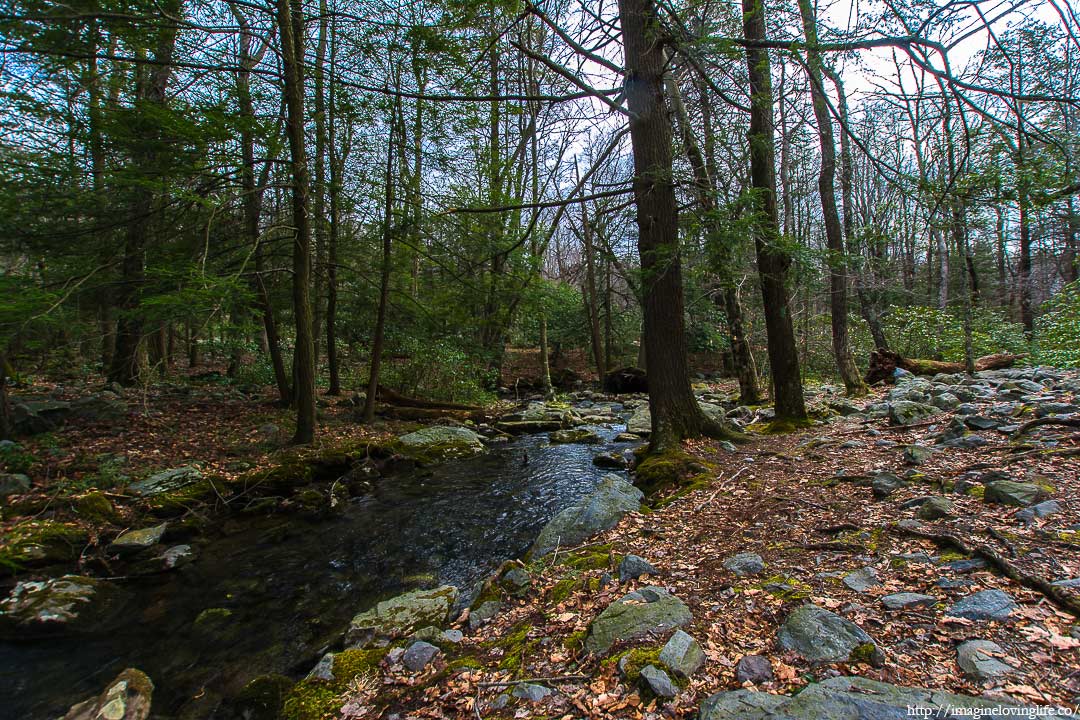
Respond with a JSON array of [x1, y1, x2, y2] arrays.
[[947, 589, 1017, 621], [531, 474, 643, 558]]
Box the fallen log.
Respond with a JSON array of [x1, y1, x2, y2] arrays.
[[865, 349, 1022, 385], [374, 385, 484, 412]]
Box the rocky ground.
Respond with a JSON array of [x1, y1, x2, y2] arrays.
[[3, 365, 1080, 719]]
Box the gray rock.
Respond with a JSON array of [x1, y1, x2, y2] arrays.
[[0, 472, 31, 497], [777, 604, 882, 665], [549, 428, 601, 444], [307, 652, 336, 681], [531, 474, 643, 558], [511, 683, 552, 702], [395, 426, 485, 462], [468, 600, 503, 629], [735, 655, 774, 684], [1051, 578, 1080, 588], [964, 416, 1001, 431], [1036, 403, 1078, 417], [916, 497, 954, 520], [346, 585, 458, 646], [723, 552, 765, 577], [942, 558, 988, 573], [402, 640, 441, 671], [902, 445, 934, 466], [871, 473, 905, 499], [955, 403, 980, 415], [698, 675, 1029, 720], [129, 466, 202, 496], [881, 593, 936, 610], [639, 665, 678, 698], [1017, 500, 1062, 523], [984, 481, 1049, 507], [843, 567, 880, 593], [946, 589, 1017, 621], [158, 544, 195, 570], [619, 554, 660, 583], [500, 567, 531, 597], [441, 628, 464, 643], [584, 586, 692, 655], [592, 451, 627, 469], [957, 640, 1016, 681], [0, 575, 129, 638], [930, 393, 960, 411], [888, 400, 938, 426], [659, 629, 704, 679], [59, 668, 153, 720], [109, 523, 167, 554]]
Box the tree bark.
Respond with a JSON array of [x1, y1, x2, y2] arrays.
[[796, 0, 864, 395], [742, 0, 806, 421], [277, 0, 316, 443], [617, 0, 726, 450], [363, 112, 397, 424]]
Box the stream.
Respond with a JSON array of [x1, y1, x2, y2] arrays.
[[0, 422, 635, 720]]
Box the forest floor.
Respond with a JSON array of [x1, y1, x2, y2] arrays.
[[2, 368, 1079, 719]]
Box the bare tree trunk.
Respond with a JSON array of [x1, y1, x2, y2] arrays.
[[277, 0, 316, 443], [581, 197, 605, 382], [363, 110, 397, 423], [617, 0, 726, 449], [797, 0, 864, 395], [743, 0, 806, 421]]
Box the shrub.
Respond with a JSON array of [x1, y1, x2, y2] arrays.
[[1035, 281, 1080, 367]]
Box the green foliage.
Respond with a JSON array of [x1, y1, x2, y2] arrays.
[[0, 442, 35, 474], [379, 337, 495, 404], [870, 306, 1027, 362], [1035, 281, 1080, 367]]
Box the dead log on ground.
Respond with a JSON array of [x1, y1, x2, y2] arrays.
[[374, 385, 484, 412], [865, 349, 1022, 385]]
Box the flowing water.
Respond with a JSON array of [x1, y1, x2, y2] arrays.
[[0, 423, 635, 720]]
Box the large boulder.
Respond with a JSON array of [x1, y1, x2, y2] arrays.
[[531, 474, 643, 558], [698, 676, 1028, 720], [888, 401, 938, 426], [395, 427, 485, 463], [345, 585, 458, 647], [0, 575, 129, 638], [984, 481, 1049, 508], [777, 604, 882, 665], [584, 586, 692, 655], [60, 668, 154, 720], [946, 589, 1017, 621]]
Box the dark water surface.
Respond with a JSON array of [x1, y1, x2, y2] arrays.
[[1, 425, 633, 719]]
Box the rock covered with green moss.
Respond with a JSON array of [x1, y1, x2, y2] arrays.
[[345, 585, 458, 647], [60, 668, 154, 720], [584, 586, 692, 655], [0, 575, 130, 637], [531, 474, 643, 558], [0, 519, 88, 569], [395, 426, 485, 463]]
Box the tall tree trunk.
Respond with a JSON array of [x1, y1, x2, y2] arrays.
[[666, 69, 760, 404], [325, 30, 342, 396], [742, 0, 806, 421], [108, 3, 180, 386], [796, 0, 864, 395], [278, 0, 316, 443], [581, 198, 605, 382], [617, 0, 725, 450], [363, 113, 397, 423], [311, 0, 328, 366]]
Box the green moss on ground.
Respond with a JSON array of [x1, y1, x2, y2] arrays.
[[0, 519, 88, 570], [494, 622, 538, 673], [234, 674, 294, 720], [556, 544, 613, 571], [73, 490, 120, 523], [633, 449, 716, 499]]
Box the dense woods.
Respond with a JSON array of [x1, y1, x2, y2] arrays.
[[2, 0, 1079, 443]]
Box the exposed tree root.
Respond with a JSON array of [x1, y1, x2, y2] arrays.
[[892, 524, 1080, 618], [1012, 416, 1080, 438]]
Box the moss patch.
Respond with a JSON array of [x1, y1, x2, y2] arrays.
[[557, 544, 613, 571], [281, 680, 339, 720], [633, 449, 715, 499], [494, 622, 538, 673], [547, 577, 578, 604], [0, 519, 88, 570], [234, 674, 294, 720], [73, 491, 120, 524]]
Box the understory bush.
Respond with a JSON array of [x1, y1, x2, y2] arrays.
[[1035, 281, 1080, 367]]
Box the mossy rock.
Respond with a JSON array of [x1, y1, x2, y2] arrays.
[[332, 647, 387, 684], [634, 450, 715, 498], [746, 418, 815, 435], [232, 674, 294, 720], [280, 680, 339, 720], [0, 520, 88, 571], [73, 491, 120, 524], [145, 477, 224, 517], [557, 544, 613, 571], [755, 574, 812, 601]]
